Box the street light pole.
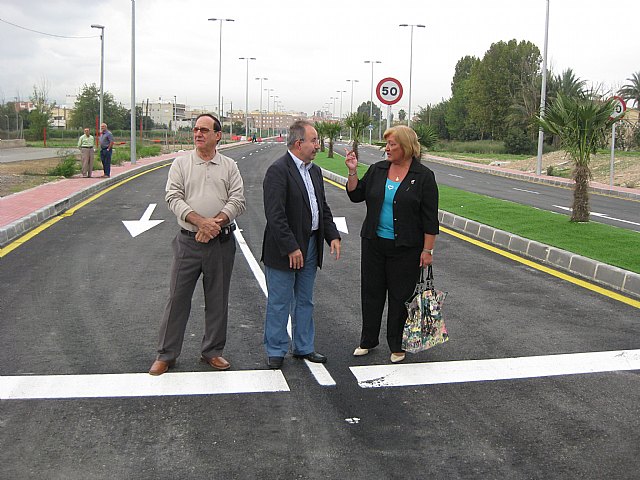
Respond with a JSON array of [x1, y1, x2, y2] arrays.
[[336, 90, 346, 120], [130, 0, 136, 164], [536, 0, 550, 176], [208, 18, 235, 118], [239, 57, 256, 139], [271, 95, 279, 136], [264, 88, 274, 136], [346, 79, 359, 141], [90, 24, 105, 127], [399, 23, 425, 127], [255, 77, 268, 138], [330, 96, 338, 120], [364, 60, 381, 144]]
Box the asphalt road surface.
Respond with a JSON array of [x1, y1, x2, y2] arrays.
[[337, 142, 640, 232], [0, 146, 66, 163], [1, 141, 639, 479]]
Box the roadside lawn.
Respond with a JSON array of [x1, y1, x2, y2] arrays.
[[314, 151, 639, 274]]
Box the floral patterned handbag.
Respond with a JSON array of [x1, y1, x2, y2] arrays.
[[402, 265, 448, 353]]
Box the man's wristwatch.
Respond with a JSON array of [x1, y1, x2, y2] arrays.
[[422, 248, 434, 255]]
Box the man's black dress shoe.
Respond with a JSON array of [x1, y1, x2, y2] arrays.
[[268, 356, 284, 369], [293, 351, 327, 363]]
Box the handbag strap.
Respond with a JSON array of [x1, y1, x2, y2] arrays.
[[412, 265, 435, 296]]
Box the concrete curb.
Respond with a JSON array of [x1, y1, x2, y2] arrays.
[[322, 169, 640, 300], [424, 155, 640, 201], [0, 142, 249, 248], [0, 158, 174, 248]]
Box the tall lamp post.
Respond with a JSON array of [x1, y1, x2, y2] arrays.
[[271, 94, 279, 136], [399, 23, 425, 127], [208, 18, 235, 118], [364, 60, 381, 144], [239, 57, 256, 138], [336, 90, 346, 120], [264, 88, 274, 136], [536, 0, 550, 176], [130, 0, 136, 164], [329, 96, 338, 120], [346, 79, 359, 141], [90, 24, 105, 128], [255, 77, 268, 138]]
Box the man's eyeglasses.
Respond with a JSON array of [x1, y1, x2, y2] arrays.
[[193, 127, 220, 134]]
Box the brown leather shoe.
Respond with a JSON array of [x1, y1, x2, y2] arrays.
[[149, 359, 175, 376], [201, 355, 230, 370]]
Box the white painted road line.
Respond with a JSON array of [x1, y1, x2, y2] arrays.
[[350, 349, 640, 388], [234, 226, 337, 387], [552, 205, 640, 226], [513, 187, 540, 195], [0, 370, 290, 400], [448, 173, 463, 178]]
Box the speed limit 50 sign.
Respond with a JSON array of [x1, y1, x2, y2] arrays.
[[376, 77, 403, 105]]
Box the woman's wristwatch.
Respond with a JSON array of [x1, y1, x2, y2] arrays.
[[422, 248, 433, 255]]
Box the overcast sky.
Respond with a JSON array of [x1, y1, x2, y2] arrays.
[[1, 0, 638, 117]]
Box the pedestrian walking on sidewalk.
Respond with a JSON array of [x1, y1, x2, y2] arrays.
[[77, 128, 94, 178], [98, 123, 114, 178]]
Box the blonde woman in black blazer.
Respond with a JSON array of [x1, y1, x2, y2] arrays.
[[345, 125, 439, 363]]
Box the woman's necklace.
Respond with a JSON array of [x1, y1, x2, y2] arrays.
[[394, 176, 400, 182]]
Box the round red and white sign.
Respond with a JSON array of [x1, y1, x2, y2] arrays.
[[376, 77, 403, 105], [609, 96, 626, 120]]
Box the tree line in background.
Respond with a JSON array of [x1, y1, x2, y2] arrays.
[[414, 40, 640, 154], [1, 38, 638, 149], [0, 83, 152, 140]]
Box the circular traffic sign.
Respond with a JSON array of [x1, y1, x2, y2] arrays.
[[610, 96, 626, 120], [376, 77, 403, 105]]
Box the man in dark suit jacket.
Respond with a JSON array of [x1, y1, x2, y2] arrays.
[[261, 120, 341, 369]]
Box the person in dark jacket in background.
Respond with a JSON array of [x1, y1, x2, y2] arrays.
[[345, 125, 439, 363]]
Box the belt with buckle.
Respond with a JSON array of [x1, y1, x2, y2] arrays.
[[180, 223, 236, 238]]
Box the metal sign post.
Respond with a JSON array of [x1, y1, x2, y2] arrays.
[[609, 96, 627, 188]]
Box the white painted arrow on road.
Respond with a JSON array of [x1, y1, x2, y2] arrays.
[[334, 216, 349, 234], [122, 203, 165, 237]]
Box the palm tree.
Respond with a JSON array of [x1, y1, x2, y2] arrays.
[[549, 68, 587, 101], [324, 122, 342, 158], [537, 94, 616, 222], [619, 71, 640, 109], [314, 121, 327, 152], [413, 123, 439, 153], [344, 112, 370, 158]]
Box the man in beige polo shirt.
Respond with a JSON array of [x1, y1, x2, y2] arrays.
[[149, 114, 246, 375], [77, 128, 95, 177]]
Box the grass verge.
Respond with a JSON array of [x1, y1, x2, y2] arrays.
[[314, 151, 639, 273]]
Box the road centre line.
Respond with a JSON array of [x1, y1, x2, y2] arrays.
[[350, 349, 640, 388], [512, 187, 540, 194], [0, 370, 289, 400], [448, 173, 464, 178], [553, 205, 640, 227], [233, 226, 337, 387]]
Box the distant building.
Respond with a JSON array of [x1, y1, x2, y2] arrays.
[[50, 105, 73, 129], [145, 100, 186, 130]]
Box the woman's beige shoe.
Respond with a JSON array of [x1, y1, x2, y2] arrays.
[[353, 347, 369, 356], [390, 352, 406, 363]]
